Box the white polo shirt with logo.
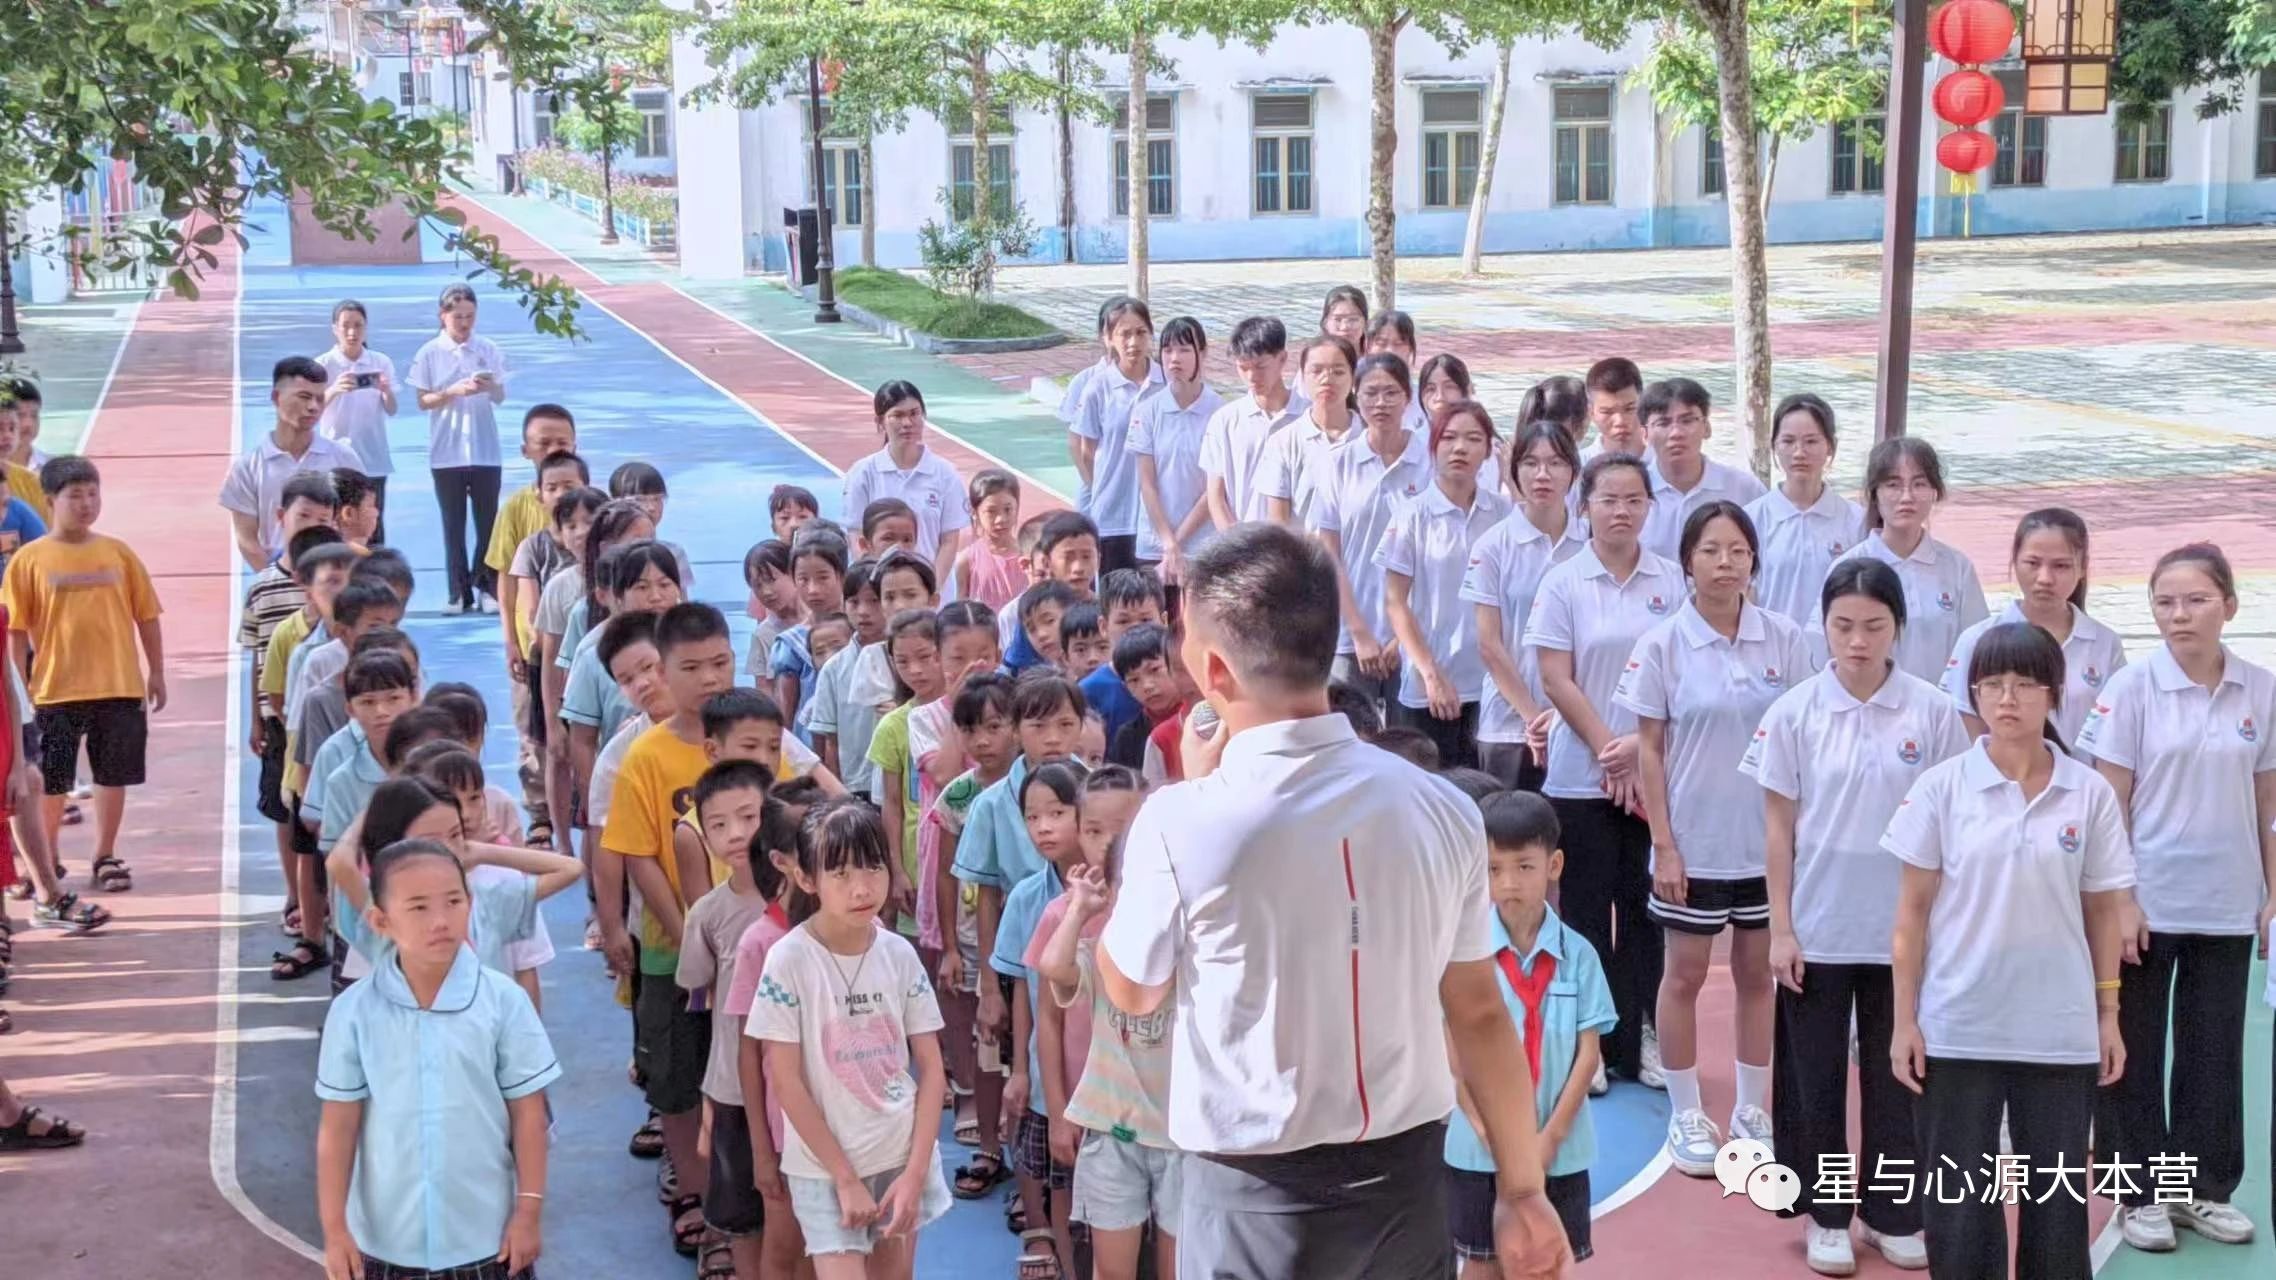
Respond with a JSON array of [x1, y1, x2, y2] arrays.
[[1127, 383, 1227, 562], [2075, 643, 2276, 936], [315, 345, 399, 476], [1523, 545, 1685, 799], [405, 331, 509, 469], [218, 431, 362, 561], [840, 445, 971, 564], [1460, 509, 1587, 744], [1744, 485, 1866, 626], [1307, 429, 1431, 656], [1197, 390, 1307, 525], [1808, 532, 1988, 684], [1940, 602, 2127, 747], [1882, 741, 2134, 1064], [1098, 713, 1494, 1155], [1638, 458, 1767, 564], [1374, 480, 1512, 709], [1073, 361, 1165, 538]]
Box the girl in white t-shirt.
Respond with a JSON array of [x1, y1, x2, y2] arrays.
[[1071, 299, 1162, 576], [1465, 421, 1586, 792], [751, 799, 952, 1276], [1743, 557, 1966, 1275], [1260, 336, 1358, 531], [1942, 508, 2127, 749], [1743, 393, 1865, 627], [1810, 437, 1986, 683], [1130, 317, 1226, 589], [1887, 622, 2133, 1280], [1311, 352, 1428, 711], [1617, 502, 1810, 1178], [2075, 542, 2273, 1252]]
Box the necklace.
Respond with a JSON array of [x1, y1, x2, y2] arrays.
[[823, 931, 875, 1010]]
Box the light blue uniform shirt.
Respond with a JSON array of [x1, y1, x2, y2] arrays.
[[1074, 361, 1165, 537], [1444, 906, 1616, 1179], [990, 861, 1064, 1115], [336, 869, 541, 980], [314, 725, 390, 855], [315, 943, 561, 1271], [949, 755, 1040, 891], [560, 626, 637, 744]]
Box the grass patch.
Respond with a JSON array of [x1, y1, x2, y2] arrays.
[[834, 266, 1057, 341]]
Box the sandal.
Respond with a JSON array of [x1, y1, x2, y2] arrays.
[[526, 822, 553, 851], [697, 1236, 736, 1280], [270, 938, 326, 981], [656, 1151, 681, 1203], [34, 892, 110, 933], [583, 916, 604, 951], [89, 856, 132, 893], [281, 903, 302, 935], [1005, 1194, 1027, 1234], [0, 1005, 12, 1034], [629, 1112, 665, 1159], [1017, 1231, 1062, 1280], [61, 803, 83, 827], [0, 1103, 84, 1150], [667, 1194, 706, 1257], [954, 1150, 1010, 1199], [955, 1112, 982, 1147]]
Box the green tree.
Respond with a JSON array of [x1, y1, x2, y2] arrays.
[[2111, 0, 2276, 118], [0, 0, 580, 350]]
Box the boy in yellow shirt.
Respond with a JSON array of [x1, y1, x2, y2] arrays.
[[0, 394, 51, 523]]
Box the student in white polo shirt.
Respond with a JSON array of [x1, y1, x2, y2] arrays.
[[1200, 317, 1306, 529], [1130, 316, 1225, 594], [840, 380, 970, 581], [1941, 508, 2126, 749], [1887, 622, 2133, 1280], [1310, 353, 1430, 713], [1260, 335, 1359, 531], [1616, 501, 1808, 1177], [1579, 357, 1648, 464], [2076, 542, 2274, 1254], [1361, 310, 1431, 435], [1071, 296, 1162, 577], [1744, 393, 1865, 627], [1744, 557, 1965, 1277], [1635, 379, 1765, 563], [1060, 300, 1119, 516], [1095, 522, 1571, 1280], [220, 356, 363, 571], [1809, 436, 1985, 684], [313, 300, 399, 542], [1526, 452, 1682, 1091], [1466, 422, 1586, 793], [406, 283, 509, 614], [1378, 398, 1510, 770]]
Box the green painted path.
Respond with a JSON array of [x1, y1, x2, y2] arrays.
[[5, 295, 142, 457]]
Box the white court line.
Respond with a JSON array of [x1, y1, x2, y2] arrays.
[[2089, 1204, 2124, 1271], [206, 249, 327, 1263], [1591, 1146, 1673, 1220], [69, 294, 143, 458]]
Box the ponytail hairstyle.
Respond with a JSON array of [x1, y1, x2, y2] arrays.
[[368, 837, 468, 905], [2010, 507, 2090, 610], [1517, 375, 1590, 445], [1506, 420, 1583, 498], [1819, 556, 1907, 634], [583, 498, 655, 623], [2149, 541, 2236, 604], [1771, 392, 1838, 449], [1320, 284, 1369, 332], [1022, 758, 1091, 814], [1964, 621, 2068, 753], [360, 776, 461, 861]]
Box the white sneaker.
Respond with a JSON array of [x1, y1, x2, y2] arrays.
[[1729, 1103, 1773, 1144], [441, 599, 467, 616], [1589, 1059, 1609, 1096], [1666, 1107, 1722, 1177], [478, 593, 500, 615], [2121, 1203, 2177, 1252], [1805, 1224, 1857, 1276], [2172, 1199, 2255, 1244], [1639, 1024, 1668, 1090], [1859, 1225, 1929, 1270]]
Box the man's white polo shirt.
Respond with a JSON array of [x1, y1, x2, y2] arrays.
[[1100, 712, 1493, 1156]]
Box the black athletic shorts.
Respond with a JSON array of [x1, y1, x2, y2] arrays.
[[1447, 1166, 1592, 1263], [1649, 874, 1772, 936], [36, 698, 146, 794], [256, 715, 291, 824]]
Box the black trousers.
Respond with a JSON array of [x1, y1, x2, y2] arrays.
[[1478, 740, 1546, 793], [432, 464, 502, 606], [2096, 930, 2252, 1206], [1098, 533, 1139, 577], [369, 473, 389, 547], [1772, 962, 1918, 1234], [1178, 1121, 1446, 1280], [1549, 797, 1661, 1078], [1391, 700, 1480, 771], [1917, 1058, 2096, 1280]]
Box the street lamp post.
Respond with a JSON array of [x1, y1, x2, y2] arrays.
[[807, 54, 840, 324], [0, 205, 25, 357]]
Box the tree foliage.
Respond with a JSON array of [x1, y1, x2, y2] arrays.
[[0, 0, 582, 340], [2112, 0, 2276, 119]]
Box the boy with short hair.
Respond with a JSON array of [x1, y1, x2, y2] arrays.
[[242, 516, 345, 928], [3, 377, 51, 470], [328, 468, 380, 548], [1582, 356, 1647, 462], [221, 357, 362, 571], [1446, 791, 1615, 1271], [1009, 582, 1078, 676], [931, 672, 1019, 1202], [1107, 623, 1180, 770], [804, 557, 887, 791], [502, 445, 590, 847], [285, 574, 407, 736], [1079, 567, 1166, 744], [1005, 513, 1100, 672], [998, 514, 1054, 651], [2, 457, 165, 891], [741, 540, 803, 682], [1056, 604, 1109, 682], [1636, 377, 1764, 563], [770, 533, 848, 729], [0, 391, 51, 526]]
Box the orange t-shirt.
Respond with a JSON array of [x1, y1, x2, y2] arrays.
[[0, 533, 163, 704]]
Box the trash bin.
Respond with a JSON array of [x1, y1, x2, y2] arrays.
[[782, 206, 820, 286]]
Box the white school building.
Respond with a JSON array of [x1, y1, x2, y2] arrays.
[[662, 22, 2276, 279]]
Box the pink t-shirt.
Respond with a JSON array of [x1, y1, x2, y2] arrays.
[[1023, 895, 1105, 1109], [956, 543, 1026, 614], [722, 904, 793, 1152]]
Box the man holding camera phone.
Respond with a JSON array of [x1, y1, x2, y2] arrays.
[[408, 282, 510, 614], [315, 299, 398, 542]]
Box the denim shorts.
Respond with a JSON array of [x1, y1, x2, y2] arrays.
[[1069, 1130, 1182, 1234], [786, 1157, 952, 1256]]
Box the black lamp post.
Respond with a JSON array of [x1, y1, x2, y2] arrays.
[[0, 205, 24, 357], [807, 54, 840, 323]]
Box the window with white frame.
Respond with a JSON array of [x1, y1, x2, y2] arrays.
[[1252, 93, 1315, 215], [1113, 94, 1177, 218], [1421, 88, 1483, 208], [2258, 68, 2276, 178], [1552, 86, 1613, 205], [532, 91, 558, 146], [799, 99, 864, 228], [2114, 104, 2171, 182], [400, 70, 430, 109], [947, 104, 1015, 222], [1701, 125, 1724, 197], [1990, 70, 2047, 187], [632, 90, 671, 159], [1830, 114, 1886, 194]]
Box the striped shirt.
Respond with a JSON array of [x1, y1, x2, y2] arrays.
[[237, 561, 306, 702], [1059, 937, 1174, 1147]]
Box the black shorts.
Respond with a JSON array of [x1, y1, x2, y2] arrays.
[[1649, 874, 1772, 936], [290, 794, 320, 858], [255, 716, 290, 824], [633, 969, 712, 1115], [705, 1100, 767, 1237], [1016, 1109, 1071, 1189], [1446, 1166, 1592, 1263], [37, 698, 146, 793], [361, 1256, 535, 1280], [1097, 534, 1139, 577]]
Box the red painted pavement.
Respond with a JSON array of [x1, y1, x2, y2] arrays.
[[0, 235, 304, 1275]]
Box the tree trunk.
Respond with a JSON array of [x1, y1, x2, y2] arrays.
[[1364, 17, 1401, 310], [1460, 41, 1512, 277], [968, 46, 996, 296], [860, 132, 876, 267], [1056, 46, 1076, 264], [1126, 27, 1150, 301], [598, 142, 619, 244], [1702, 1, 1772, 483], [1759, 132, 1781, 227]]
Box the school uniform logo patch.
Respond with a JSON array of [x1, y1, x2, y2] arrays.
[[1829, 540, 1848, 556], [2243, 716, 2260, 744], [2057, 824, 2082, 854], [1898, 739, 1922, 765], [1762, 666, 1785, 688], [1936, 591, 1956, 613], [2083, 665, 2104, 689], [1646, 594, 1670, 615]]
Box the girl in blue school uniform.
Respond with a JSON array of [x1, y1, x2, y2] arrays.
[[316, 837, 561, 1280]]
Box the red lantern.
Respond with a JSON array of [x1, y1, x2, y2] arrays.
[[822, 59, 844, 96], [1937, 128, 1998, 174], [1929, 0, 2016, 65], [1932, 69, 2006, 127]]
